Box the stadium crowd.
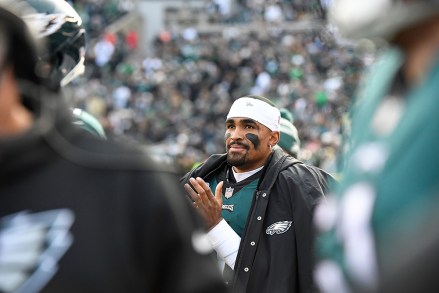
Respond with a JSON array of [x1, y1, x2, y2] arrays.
[[67, 0, 364, 175]]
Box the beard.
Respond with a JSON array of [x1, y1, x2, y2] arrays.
[[226, 149, 248, 166], [226, 141, 250, 166]]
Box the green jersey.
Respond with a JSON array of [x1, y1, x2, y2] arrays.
[[316, 48, 439, 292], [209, 167, 262, 237]]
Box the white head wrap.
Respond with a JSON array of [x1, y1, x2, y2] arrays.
[[227, 97, 280, 131]]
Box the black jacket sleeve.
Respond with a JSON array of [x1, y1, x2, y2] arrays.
[[279, 164, 327, 292]]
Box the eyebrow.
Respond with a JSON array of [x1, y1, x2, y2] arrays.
[[241, 118, 258, 125], [226, 118, 259, 126]]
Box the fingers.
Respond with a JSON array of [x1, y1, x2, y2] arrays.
[[184, 183, 199, 202], [189, 177, 213, 204], [185, 177, 223, 229], [215, 181, 224, 205]]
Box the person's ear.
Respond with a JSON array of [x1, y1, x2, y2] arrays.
[[269, 131, 280, 147]]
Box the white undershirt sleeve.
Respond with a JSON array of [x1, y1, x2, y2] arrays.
[[207, 219, 241, 270]]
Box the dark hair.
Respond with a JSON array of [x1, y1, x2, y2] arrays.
[[242, 94, 277, 107]]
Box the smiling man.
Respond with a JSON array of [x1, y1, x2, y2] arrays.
[[181, 95, 333, 293]]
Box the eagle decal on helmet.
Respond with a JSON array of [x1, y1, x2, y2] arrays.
[[23, 13, 67, 38], [266, 221, 293, 235]]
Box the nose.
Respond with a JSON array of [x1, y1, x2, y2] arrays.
[[230, 126, 245, 140]]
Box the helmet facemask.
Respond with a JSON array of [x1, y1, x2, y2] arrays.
[[19, 0, 86, 88]]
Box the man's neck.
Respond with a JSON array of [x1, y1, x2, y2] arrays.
[[232, 166, 264, 183], [232, 164, 264, 174], [232, 151, 273, 173]]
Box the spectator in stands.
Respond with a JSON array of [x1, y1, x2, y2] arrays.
[[68, 0, 363, 175]]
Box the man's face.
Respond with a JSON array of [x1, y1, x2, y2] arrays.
[[0, 66, 34, 137], [225, 117, 277, 172]]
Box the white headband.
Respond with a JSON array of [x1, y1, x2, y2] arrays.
[[227, 97, 280, 131]]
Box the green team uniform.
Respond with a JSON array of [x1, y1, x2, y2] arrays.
[[210, 168, 262, 237], [316, 48, 439, 292]]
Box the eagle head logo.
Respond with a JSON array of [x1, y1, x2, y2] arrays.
[[266, 220, 293, 235]]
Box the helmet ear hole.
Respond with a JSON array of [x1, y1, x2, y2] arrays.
[[54, 51, 64, 78], [35, 60, 53, 80], [55, 51, 63, 69]]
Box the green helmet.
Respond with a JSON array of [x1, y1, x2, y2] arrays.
[[278, 108, 300, 157], [19, 0, 86, 87], [72, 108, 106, 139]]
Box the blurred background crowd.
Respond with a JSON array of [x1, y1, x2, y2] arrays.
[[67, 0, 366, 175]]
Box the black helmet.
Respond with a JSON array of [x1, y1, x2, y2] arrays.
[[20, 0, 86, 87]]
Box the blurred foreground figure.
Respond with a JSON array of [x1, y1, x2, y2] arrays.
[[315, 0, 439, 292], [0, 2, 226, 292]]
